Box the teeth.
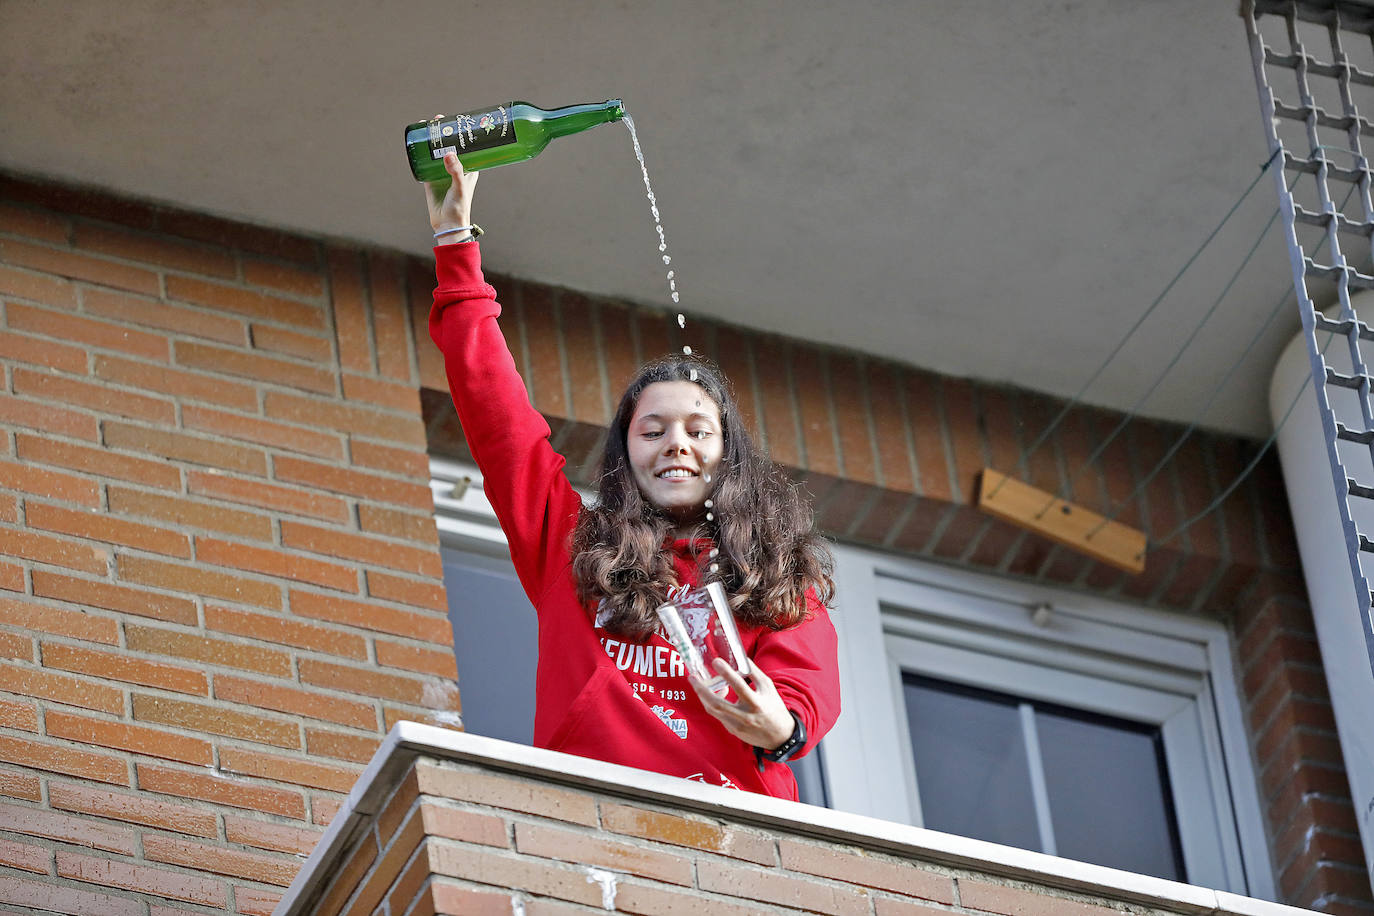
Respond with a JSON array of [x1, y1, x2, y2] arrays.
[[658, 469, 694, 478]]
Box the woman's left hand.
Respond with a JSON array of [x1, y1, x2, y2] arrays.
[[691, 658, 796, 751]]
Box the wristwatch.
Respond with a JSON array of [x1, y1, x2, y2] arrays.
[[754, 710, 805, 771]]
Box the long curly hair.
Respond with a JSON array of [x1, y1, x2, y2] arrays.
[[571, 354, 834, 638]]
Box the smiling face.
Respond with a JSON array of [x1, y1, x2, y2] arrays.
[[626, 380, 724, 535]]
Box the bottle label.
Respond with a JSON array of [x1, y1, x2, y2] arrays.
[[429, 105, 518, 160]]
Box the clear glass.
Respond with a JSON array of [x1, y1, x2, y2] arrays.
[[903, 676, 1041, 850], [1038, 708, 1184, 881], [655, 581, 750, 696]]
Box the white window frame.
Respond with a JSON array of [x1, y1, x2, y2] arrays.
[[822, 543, 1275, 899]]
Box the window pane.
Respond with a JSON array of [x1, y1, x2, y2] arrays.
[[1037, 708, 1184, 881], [903, 676, 1040, 850], [441, 548, 538, 745]]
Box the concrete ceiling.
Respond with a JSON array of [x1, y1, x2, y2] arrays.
[[0, 0, 1319, 438]]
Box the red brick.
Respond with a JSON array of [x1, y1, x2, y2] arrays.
[[0, 258, 80, 313], [414, 760, 597, 826], [206, 605, 367, 659], [7, 301, 170, 361], [48, 780, 218, 837], [214, 674, 377, 730], [32, 569, 198, 626], [300, 657, 456, 709], [426, 840, 605, 908], [93, 352, 258, 411], [382, 842, 436, 916], [43, 641, 209, 695], [117, 554, 283, 609], [137, 763, 306, 819], [187, 468, 350, 522], [251, 322, 332, 362], [0, 870, 144, 916], [0, 391, 100, 440], [0, 238, 161, 296], [367, 571, 447, 611], [0, 768, 41, 802], [874, 898, 955, 916], [183, 405, 344, 459], [0, 662, 123, 714], [225, 814, 324, 855], [0, 200, 68, 242], [561, 293, 608, 426], [229, 887, 285, 916], [243, 257, 326, 298], [197, 535, 360, 593], [518, 285, 568, 419], [177, 339, 335, 395], [275, 455, 433, 509], [359, 504, 439, 545], [597, 802, 775, 864], [697, 857, 871, 915], [413, 267, 447, 391], [44, 708, 212, 765], [0, 594, 120, 644], [330, 247, 373, 374], [56, 850, 228, 907], [0, 327, 87, 372], [0, 798, 137, 852], [779, 838, 954, 902], [71, 221, 237, 277], [83, 287, 247, 346], [144, 833, 301, 887], [0, 457, 99, 506], [281, 520, 442, 577], [1174, 437, 1223, 558], [108, 485, 273, 542], [16, 432, 180, 489], [132, 693, 301, 749], [342, 373, 422, 412], [349, 439, 429, 478], [103, 420, 268, 476], [312, 794, 344, 826], [0, 561, 18, 592], [26, 501, 192, 558], [0, 733, 128, 785], [290, 589, 452, 643], [158, 209, 318, 263], [0, 697, 37, 731], [904, 371, 952, 501], [370, 251, 412, 382], [311, 827, 377, 915], [126, 622, 293, 677], [304, 728, 382, 765], [218, 746, 361, 793], [864, 363, 917, 493], [0, 838, 49, 875], [166, 274, 325, 328], [376, 639, 458, 678], [382, 705, 463, 733], [515, 820, 694, 885], [415, 801, 508, 848], [0, 524, 108, 575]]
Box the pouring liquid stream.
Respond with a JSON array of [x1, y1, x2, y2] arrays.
[[622, 116, 719, 578]]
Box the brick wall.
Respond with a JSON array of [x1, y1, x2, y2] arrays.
[[279, 729, 1325, 916], [0, 170, 1367, 912]]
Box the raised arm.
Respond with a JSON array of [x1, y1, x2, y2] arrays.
[[425, 153, 583, 599]]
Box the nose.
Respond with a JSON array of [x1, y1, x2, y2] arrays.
[[662, 427, 691, 455]]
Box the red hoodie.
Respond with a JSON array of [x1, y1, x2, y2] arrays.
[[428, 242, 841, 799]]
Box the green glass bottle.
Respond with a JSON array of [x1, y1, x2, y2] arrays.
[[404, 99, 625, 182]]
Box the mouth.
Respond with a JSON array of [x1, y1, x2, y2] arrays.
[[655, 467, 698, 480]]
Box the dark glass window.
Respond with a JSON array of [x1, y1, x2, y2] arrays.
[[903, 674, 1184, 881]]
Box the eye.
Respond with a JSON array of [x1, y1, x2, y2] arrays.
[[690, 429, 713, 439]]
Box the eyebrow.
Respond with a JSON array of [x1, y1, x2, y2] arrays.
[[636, 412, 719, 423]]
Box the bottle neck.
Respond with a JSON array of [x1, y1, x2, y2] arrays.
[[544, 100, 625, 139]]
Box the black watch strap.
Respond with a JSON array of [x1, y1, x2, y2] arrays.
[[755, 711, 805, 770]]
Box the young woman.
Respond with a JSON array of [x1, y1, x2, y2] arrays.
[[425, 152, 839, 800]]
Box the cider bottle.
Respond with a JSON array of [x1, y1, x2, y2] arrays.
[[404, 99, 625, 182]]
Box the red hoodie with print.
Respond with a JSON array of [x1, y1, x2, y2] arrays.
[[428, 241, 840, 799]]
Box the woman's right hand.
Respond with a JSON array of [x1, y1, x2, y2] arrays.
[[425, 152, 479, 244]]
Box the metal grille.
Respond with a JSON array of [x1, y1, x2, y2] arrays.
[[1243, 0, 1374, 676]]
